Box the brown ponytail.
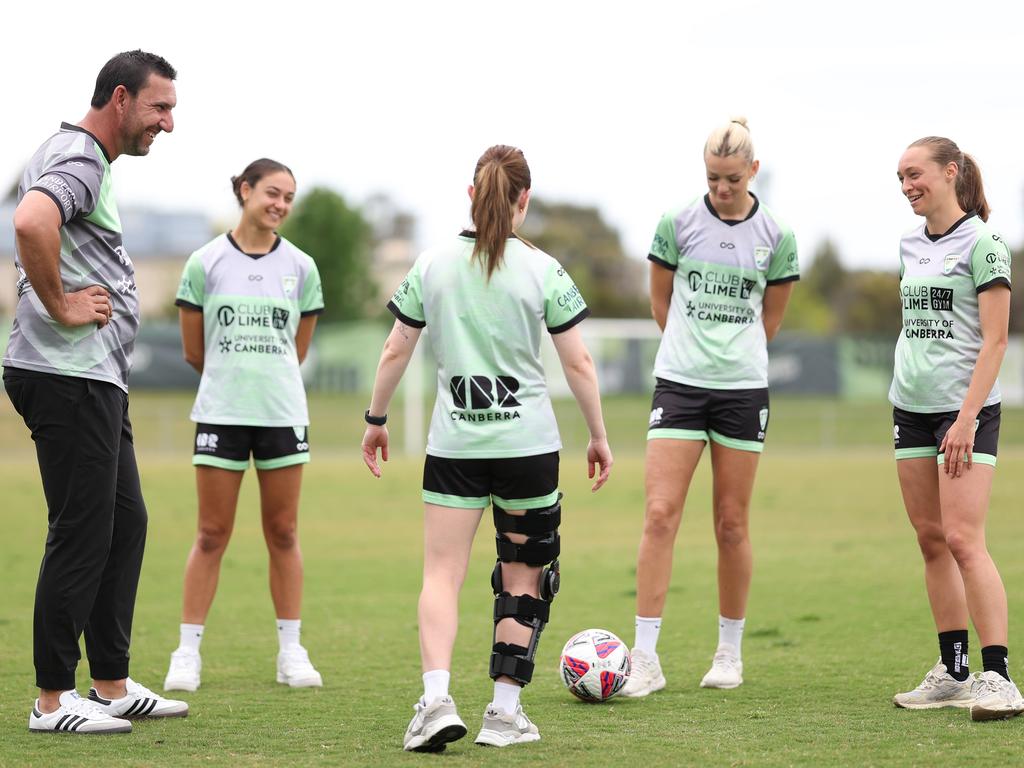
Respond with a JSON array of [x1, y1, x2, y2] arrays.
[[470, 145, 532, 279], [909, 137, 990, 222]]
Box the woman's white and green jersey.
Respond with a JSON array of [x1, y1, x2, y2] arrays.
[[387, 231, 589, 460], [175, 233, 324, 426], [889, 213, 1011, 436], [647, 194, 799, 391]]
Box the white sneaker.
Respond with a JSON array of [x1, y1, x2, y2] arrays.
[[88, 677, 189, 718], [700, 645, 743, 689], [164, 648, 201, 692], [970, 671, 1024, 721], [277, 645, 323, 687], [29, 690, 132, 734], [620, 648, 666, 698], [403, 696, 467, 752], [474, 704, 540, 747], [892, 660, 974, 709]]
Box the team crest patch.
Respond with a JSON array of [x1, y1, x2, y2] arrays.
[[282, 275, 299, 295], [758, 407, 768, 430], [649, 407, 664, 425], [292, 426, 306, 441], [943, 254, 960, 275], [754, 246, 771, 271]]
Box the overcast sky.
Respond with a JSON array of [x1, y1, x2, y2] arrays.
[[4, 0, 1024, 272]]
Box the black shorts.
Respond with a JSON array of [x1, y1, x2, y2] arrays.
[[192, 423, 310, 470], [893, 404, 1000, 466], [422, 452, 559, 509], [647, 378, 769, 453]]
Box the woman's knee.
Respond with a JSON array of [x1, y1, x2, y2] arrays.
[[644, 498, 682, 538], [195, 525, 231, 555], [943, 527, 986, 568]]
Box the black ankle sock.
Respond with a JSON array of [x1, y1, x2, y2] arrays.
[[938, 630, 970, 681], [981, 645, 1010, 681]]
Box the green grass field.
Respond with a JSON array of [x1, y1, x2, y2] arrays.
[[3, 393, 1024, 766]]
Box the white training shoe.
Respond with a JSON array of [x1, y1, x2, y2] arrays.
[[474, 704, 540, 747], [970, 671, 1024, 721], [403, 696, 468, 752], [88, 677, 189, 718], [620, 648, 666, 698], [164, 648, 201, 692], [29, 690, 132, 734], [277, 645, 323, 687], [892, 660, 974, 709], [700, 645, 743, 689]]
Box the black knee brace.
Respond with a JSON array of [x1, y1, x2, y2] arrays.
[[488, 495, 561, 686]]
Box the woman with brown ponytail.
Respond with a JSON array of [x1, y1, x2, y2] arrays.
[[362, 145, 612, 751], [890, 137, 1022, 721]]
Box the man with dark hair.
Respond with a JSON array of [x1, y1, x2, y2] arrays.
[[4, 50, 188, 734]]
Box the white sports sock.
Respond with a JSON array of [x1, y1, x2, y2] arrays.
[[277, 619, 301, 650], [422, 669, 450, 703], [718, 615, 745, 656], [179, 623, 204, 652], [492, 681, 521, 713], [635, 616, 662, 656]]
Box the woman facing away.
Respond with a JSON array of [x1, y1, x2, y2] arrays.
[[164, 158, 325, 692], [623, 118, 798, 697], [889, 136, 1023, 721], [361, 145, 612, 751]]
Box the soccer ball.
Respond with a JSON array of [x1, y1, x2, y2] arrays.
[[559, 628, 631, 701]]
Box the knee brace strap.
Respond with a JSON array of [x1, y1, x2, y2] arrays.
[[490, 642, 534, 684], [494, 593, 550, 626], [493, 497, 562, 567], [493, 498, 561, 535]]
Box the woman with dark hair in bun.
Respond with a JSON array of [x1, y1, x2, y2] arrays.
[[890, 137, 1022, 721], [163, 158, 325, 692]]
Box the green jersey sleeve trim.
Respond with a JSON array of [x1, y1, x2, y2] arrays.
[[647, 253, 677, 271], [300, 307, 325, 317], [766, 274, 800, 286], [649, 214, 680, 267], [548, 307, 591, 335], [387, 300, 426, 328], [976, 277, 1011, 294], [175, 299, 203, 312]]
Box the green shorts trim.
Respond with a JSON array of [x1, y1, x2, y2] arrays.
[[255, 453, 310, 470], [193, 455, 250, 471], [708, 429, 764, 453], [895, 447, 938, 461], [491, 490, 561, 509], [647, 428, 708, 442], [422, 490, 489, 509], [937, 452, 997, 467]]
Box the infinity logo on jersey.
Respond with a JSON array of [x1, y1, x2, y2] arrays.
[[449, 376, 522, 422]]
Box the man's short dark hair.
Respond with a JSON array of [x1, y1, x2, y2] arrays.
[[91, 50, 177, 109]]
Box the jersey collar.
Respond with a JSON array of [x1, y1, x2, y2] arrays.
[[60, 122, 112, 164], [226, 231, 282, 259], [704, 192, 759, 226], [924, 211, 976, 242]]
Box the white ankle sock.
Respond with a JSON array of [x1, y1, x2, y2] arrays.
[[492, 681, 521, 713], [179, 623, 204, 652], [718, 615, 745, 656], [277, 619, 301, 650], [422, 669, 450, 703], [635, 616, 662, 656]]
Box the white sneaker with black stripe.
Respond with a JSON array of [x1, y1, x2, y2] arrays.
[[88, 677, 189, 718], [29, 690, 132, 734]]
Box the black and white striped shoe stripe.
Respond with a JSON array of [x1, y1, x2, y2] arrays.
[[54, 714, 86, 731], [70, 716, 86, 732], [123, 697, 159, 717]]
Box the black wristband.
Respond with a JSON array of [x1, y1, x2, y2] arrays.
[[364, 410, 387, 426]]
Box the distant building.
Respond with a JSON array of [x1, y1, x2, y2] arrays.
[[0, 201, 213, 319]]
